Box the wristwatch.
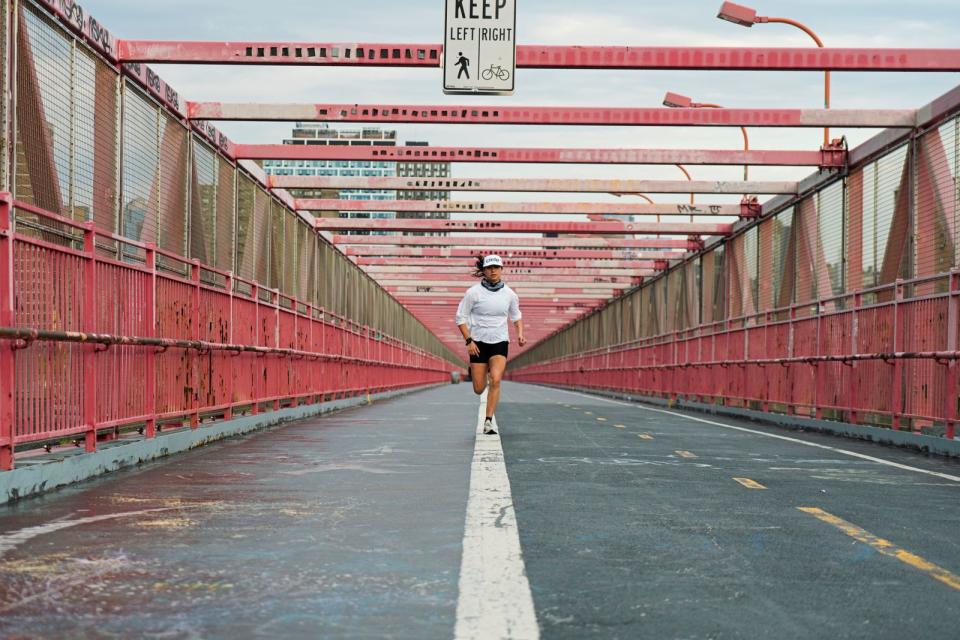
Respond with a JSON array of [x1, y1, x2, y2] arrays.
[[465, 337, 474, 345]]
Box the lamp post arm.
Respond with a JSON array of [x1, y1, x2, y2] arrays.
[[761, 15, 830, 145]]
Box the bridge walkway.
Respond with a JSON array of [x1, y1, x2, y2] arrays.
[[1, 383, 959, 638]]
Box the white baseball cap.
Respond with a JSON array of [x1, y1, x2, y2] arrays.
[[482, 255, 504, 268]]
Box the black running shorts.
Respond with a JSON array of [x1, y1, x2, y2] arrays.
[[469, 340, 509, 364]]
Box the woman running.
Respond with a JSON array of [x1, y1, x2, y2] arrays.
[[455, 254, 525, 435]]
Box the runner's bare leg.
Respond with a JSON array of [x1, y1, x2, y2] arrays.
[[470, 363, 488, 395], [485, 356, 507, 418]]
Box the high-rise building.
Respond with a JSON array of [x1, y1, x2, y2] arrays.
[[263, 124, 451, 235]]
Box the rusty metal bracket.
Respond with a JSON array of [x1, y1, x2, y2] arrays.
[[819, 136, 848, 172], [739, 195, 761, 218]]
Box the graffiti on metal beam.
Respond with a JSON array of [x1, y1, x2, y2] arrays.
[[36, 0, 116, 58], [676, 204, 722, 214]]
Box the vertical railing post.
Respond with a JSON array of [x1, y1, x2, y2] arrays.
[[891, 280, 904, 430], [251, 282, 260, 415], [190, 260, 201, 429], [787, 304, 797, 416], [848, 292, 861, 425], [814, 302, 824, 420], [944, 270, 959, 439], [143, 244, 157, 438], [272, 290, 280, 412], [0, 194, 15, 469], [224, 272, 235, 420], [82, 223, 97, 451]]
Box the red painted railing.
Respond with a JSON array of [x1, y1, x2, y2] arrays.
[[509, 272, 960, 439], [0, 195, 455, 470]]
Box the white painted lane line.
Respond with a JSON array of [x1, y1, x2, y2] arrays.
[[547, 387, 960, 484], [455, 390, 539, 640]]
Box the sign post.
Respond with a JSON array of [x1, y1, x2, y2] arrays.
[[443, 0, 517, 95]]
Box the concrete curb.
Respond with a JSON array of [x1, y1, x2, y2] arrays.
[[528, 383, 960, 458], [0, 384, 445, 505]]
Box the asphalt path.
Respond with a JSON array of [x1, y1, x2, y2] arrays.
[[498, 383, 960, 639], [1, 381, 959, 638]]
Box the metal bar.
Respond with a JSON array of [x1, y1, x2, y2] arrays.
[[383, 278, 630, 288], [387, 287, 617, 296], [117, 41, 960, 71], [316, 219, 732, 235], [355, 256, 660, 268], [333, 235, 693, 249], [345, 247, 682, 259], [0, 195, 13, 469], [274, 176, 797, 195], [372, 273, 641, 284], [240, 144, 824, 166], [362, 265, 651, 276], [81, 224, 97, 453], [190, 102, 916, 128], [297, 198, 741, 216]]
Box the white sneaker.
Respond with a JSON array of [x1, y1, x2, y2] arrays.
[[483, 417, 497, 435]]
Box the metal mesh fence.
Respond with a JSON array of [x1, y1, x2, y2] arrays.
[[190, 139, 217, 265], [235, 172, 258, 282], [120, 84, 158, 245], [915, 115, 957, 286], [158, 112, 189, 258]]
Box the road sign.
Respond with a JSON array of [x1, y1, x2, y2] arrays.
[[443, 0, 516, 94]]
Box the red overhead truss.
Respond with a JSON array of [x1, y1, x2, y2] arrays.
[[315, 218, 732, 235], [355, 257, 660, 269], [332, 235, 694, 249], [362, 266, 652, 276], [345, 247, 681, 260], [238, 144, 827, 166], [296, 198, 742, 216], [117, 41, 960, 72], [272, 176, 797, 195], [190, 102, 916, 128]]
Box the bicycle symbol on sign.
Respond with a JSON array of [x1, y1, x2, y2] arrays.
[[481, 64, 511, 82]]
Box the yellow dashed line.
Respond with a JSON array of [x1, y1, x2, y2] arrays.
[[613, 424, 626, 429], [584, 411, 593, 415], [675, 450, 697, 459], [638, 434, 654, 440], [798, 507, 960, 591], [596, 417, 607, 422], [732, 477, 766, 489]]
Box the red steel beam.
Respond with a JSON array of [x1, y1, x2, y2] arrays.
[[371, 273, 641, 284], [117, 41, 960, 71], [316, 218, 732, 235], [363, 266, 652, 276], [345, 247, 682, 259], [384, 286, 628, 295], [275, 176, 797, 195], [332, 235, 693, 249], [356, 257, 659, 268], [297, 198, 741, 216], [190, 102, 916, 128], [395, 294, 605, 303], [240, 144, 824, 166]]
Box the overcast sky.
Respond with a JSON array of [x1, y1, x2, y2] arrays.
[[86, 0, 960, 207]]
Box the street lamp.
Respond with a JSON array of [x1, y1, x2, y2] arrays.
[[716, 1, 830, 146], [663, 91, 750, 181]]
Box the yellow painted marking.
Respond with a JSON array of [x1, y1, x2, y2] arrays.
[[584, 411, 593, 415], [732, 477, 766, 489], [613, 424, 626, 429], [638, 434, 654, 440], [798, 507, 960, 591], [675, 450, 698, 459], [596, 417, 607, 422]]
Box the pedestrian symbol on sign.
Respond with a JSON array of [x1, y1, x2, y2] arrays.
[[456, 52, 470, 79]]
